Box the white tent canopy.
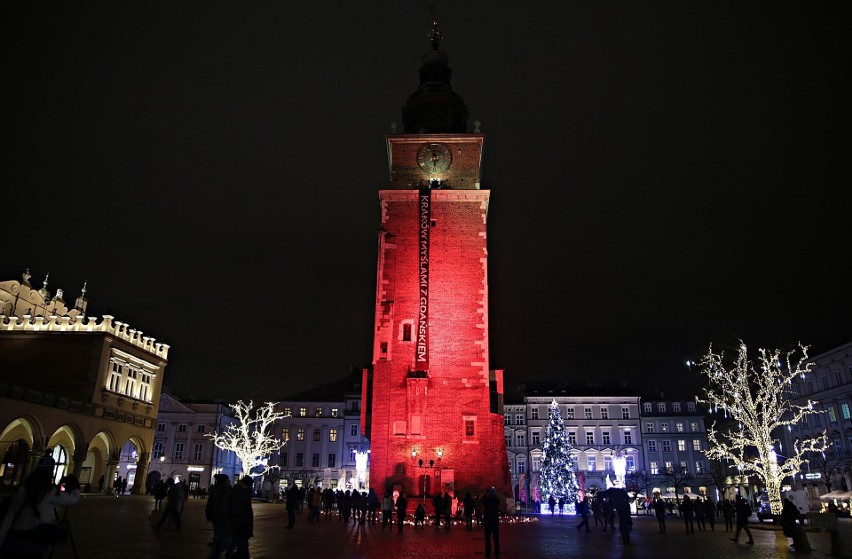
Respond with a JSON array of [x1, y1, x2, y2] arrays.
[[821, 491, 852, 501]]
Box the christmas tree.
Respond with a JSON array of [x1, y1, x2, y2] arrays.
[[539, 400, 580, 511]]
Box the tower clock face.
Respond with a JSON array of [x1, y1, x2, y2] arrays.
[[417, 143, 452, 174]]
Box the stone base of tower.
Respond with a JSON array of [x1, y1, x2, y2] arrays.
[[365, 368, 512, 506]]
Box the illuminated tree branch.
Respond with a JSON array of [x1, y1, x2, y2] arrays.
[[207, 400, 288, 478], [695, 342, 826, 515]]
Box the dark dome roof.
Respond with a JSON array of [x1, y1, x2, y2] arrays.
[[401, 21, 468, 134]]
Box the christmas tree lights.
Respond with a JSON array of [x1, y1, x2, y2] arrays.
[[207, 400, 288, 478], [695, 342, 826, 515], [539, 400, 580, 510]]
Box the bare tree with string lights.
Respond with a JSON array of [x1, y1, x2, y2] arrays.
[[694, 342, 827, 515], [207, 400, 288, 478]]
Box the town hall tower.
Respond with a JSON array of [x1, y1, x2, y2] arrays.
[[363, 20, 511, 501]]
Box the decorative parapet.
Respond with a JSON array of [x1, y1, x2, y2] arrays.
[[0, 314, 169, 359]]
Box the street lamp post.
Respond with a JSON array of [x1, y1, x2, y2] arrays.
[[412, 449, 443, 503]]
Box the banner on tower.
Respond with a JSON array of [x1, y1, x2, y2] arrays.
[[416, 188, 431, 370]]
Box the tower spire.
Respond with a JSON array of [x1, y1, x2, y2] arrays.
[[74, 281, 88, 314], [38, 273, 51, 303], [428, 10, 443, 51], [401, 9, 468, 133]]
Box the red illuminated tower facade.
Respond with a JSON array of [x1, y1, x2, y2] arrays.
[[363, 21, 511, 500]]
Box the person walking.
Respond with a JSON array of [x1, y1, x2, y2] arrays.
[[616, 497, 632, 545], [367, 488, 379, 524], [432, 493, 444, 528], [703, 497, 716, 531], [396, 493, 408, 533], [601, 495, 615, 532], [653, 496, 667, 534], [308, 487, 322, 523], [154, 478, 185, 531], [482, 487, 501, 559], [592, 498, 604, 528], [722, 499, 734, 531], [285, 484, 299, 529], [351, 490, 363, 525], [548, 495, 556, 515], [729, 495, 754, 545], [226, 476, 254, 559], [206, 474, 232, 559], [680, 495, 694, 534], [694, 497, 706, 531], [442, 491, 452, 529], [381, 491, 394, 531], [153, 479, 167, 510], [575, 496, 591, 532], [323, 488, 335, 520], [463, 492, 475, 530]]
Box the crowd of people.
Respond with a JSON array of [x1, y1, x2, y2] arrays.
[[195, 480, 504, 559], [1, 463, 820, 559]]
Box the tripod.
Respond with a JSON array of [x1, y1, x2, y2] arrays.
[[46, 507, 79, 559]]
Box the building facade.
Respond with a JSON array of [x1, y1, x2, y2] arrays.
[[272, 372, 367, 494], [641, 399, 714, 498], [0, 271, 169, 494], [144, 393, 240, 494], [363, 19, 510, 501], [503, 383, 717, 508], [523, 386, 643, 502], [784, 341, 852, 505]]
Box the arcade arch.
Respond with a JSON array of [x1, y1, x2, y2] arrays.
[[0, 416, 41, 487]]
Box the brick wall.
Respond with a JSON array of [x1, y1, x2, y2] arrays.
[[368, 185, 511, 498]]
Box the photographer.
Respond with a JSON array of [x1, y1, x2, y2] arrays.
[[0, 469, 81, 557]]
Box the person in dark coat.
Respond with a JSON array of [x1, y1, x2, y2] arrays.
[[432, 493, 444, 527], [367, 488, 379, 524], [442, 492, 452, 529], [576, 496, 591, 532], [463, 492, 475, 530], [782, 494, 811, 551], [616, 496, 632, 544], [381, 491, 394, 531], [729, 495, 754, 545], [396, 493, 408, 533], [414, 503, 426, 528], [153, 479, 167, 510], [548, 495, 556, 515], [592, 497, 604, 528], [703, 497, 716, 531], [680, 495, 695, 534], [153, 478, 185, 531], [782, 496, 798, 546], [694, 497, 706, 531], [722, 499, 734, 531], [226, 476, 254, 559], [482, 487, 501, 559], [206, 474, 232, 559], [285, 484, 299, 529], [653, 496, 667, 534]]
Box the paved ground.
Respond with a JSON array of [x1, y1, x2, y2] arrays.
[[43, 495, 849, 559]]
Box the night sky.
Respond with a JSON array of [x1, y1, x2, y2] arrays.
[[2, 3, 850, 403]]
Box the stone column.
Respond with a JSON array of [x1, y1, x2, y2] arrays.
[[71, 445, 88, 480], [104, 452, 119, 494], [132, 452, 150, 495]]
